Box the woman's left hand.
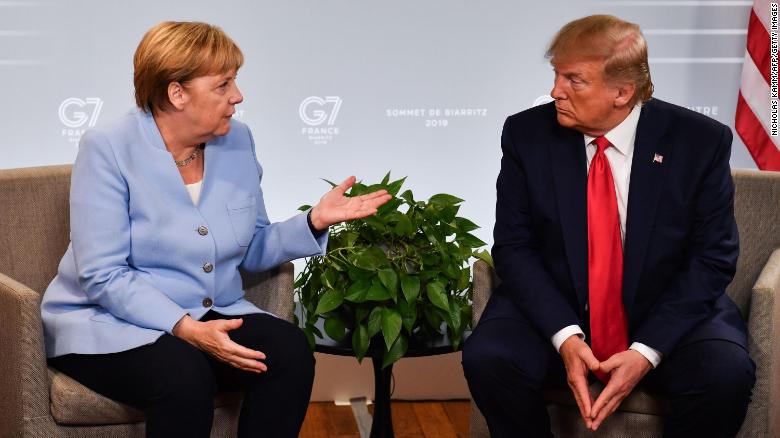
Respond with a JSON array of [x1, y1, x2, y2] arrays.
[[309, 176, 392, 231]]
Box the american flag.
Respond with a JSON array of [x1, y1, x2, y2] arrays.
[[736, 0, 780, 171]]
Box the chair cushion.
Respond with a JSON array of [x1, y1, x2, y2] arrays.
[[49, 368, 243, 425], [543, 381, 669, 416]]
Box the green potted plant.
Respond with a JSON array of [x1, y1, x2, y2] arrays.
[[295, 172, 492, 368]]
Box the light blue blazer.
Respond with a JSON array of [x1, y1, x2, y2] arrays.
[[41, 109, 327, 358]]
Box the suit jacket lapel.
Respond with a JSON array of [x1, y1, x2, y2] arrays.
[[623, 99, 672, 317], [551, 124, 589, 309]]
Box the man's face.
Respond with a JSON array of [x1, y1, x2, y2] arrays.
[[550, 58, 621, 136]]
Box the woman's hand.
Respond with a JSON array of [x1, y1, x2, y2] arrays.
[[309, 176, 393, 230], [172, 315, 267, 373]]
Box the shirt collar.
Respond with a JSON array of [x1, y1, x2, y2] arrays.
[[583, 104, 642, 156]]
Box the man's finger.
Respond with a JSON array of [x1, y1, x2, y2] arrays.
[[568, 382, 592, 428], [569, 372, 592, 420], [591, 393, 624, 430], [599, 355, 622, 374], [579, 347, 601, 371], [591, 376, 621, 420], [568, 379, 588, 422]]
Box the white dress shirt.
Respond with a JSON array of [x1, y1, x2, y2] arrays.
[[551, 104, 663, 368]]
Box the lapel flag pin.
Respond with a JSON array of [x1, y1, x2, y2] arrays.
[[653, 153, 664, 164]]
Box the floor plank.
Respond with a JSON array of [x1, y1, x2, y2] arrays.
[[390, 402, 425, 437], [300, 401, 469, 438], [412, 402, 459, 438], [442, 401, 471, 438], [324, 403, 360, 437], [299, 403, 329, 438]]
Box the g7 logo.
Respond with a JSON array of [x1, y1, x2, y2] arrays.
[[299, 96, 342, 126], [59, 98, 103, 128]]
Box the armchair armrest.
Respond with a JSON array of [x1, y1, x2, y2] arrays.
[[0, 273, 50, 436], [472, 260, 498, 326], [740, 248, 780, 438], [240, 262, 295, 323]]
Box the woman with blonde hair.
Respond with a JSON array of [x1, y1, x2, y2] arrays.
[[41, 21, 390, 437]]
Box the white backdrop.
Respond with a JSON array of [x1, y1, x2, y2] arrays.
[[0, 0, 753, 252]]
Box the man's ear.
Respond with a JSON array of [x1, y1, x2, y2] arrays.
[[614, 81, 636, 108], [167, 82, 186, 111]]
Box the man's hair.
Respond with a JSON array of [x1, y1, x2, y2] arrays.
[[546, 14, 653, 106], [133, 21, 244, 113]]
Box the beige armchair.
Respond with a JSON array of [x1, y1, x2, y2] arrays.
[[469, 169, 780, 437], [0, 165, 297, 437]]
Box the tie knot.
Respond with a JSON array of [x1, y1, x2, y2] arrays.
[[593, 136, 611, 154]]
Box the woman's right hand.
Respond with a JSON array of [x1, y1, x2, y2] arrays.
[[172, 315, 267, 373]]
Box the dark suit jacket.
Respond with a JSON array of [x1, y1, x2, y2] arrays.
[[484, 98, 748, 356]]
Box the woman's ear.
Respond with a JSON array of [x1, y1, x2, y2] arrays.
[[167, 81, 186, 110]]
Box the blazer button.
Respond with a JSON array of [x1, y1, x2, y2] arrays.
[[202, 262, 214, 273], [202, 297, 213, 308], [197, 226, 208, 236]]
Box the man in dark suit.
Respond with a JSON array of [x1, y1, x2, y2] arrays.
[[462, 15, 755, 437]]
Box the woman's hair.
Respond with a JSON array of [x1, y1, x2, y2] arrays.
[[546, 14, 653, 106], [133, 21, 244, 113]]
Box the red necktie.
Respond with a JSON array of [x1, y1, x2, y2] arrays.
[[588, 136, 628, 382]]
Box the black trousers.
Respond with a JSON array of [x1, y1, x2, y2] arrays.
[[462, 315, 756, 438], [49, 311, 315, 438]]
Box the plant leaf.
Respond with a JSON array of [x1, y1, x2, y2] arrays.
[[306, 322, 323, 339], [302, 326, 315, 349], [314, 289, 343, 315], [351, 323, 369, 362], [343, 231, 360, 247], [424, 304, 443, 329], [457, 267, 470, 291], [321, 178, 338, 188], [399, 189, 415, 203], [382, 334, 408, 368], [392, 214, 414, 237], [355, 307, 369, 322], [397, 298, 417, 332], [386, 176, 407, 196], [381, 171, 391, 185], [440, 205, 459, 223], [473, 249, 494, 267], [367, 307, 383, 337], [321, 268, 338, 290], [428, 193, 464, 207], [350, 182, 368, 196], [426, 281, 449, 312], [381, 308, 403, 350], [344, 279, 369, 303], [447, 299, 462, 333], [366, 281, 391, 301], [453, 217, 480, 232], [378, 269, 399, 298], [443, 260, 461, 280], [456, 233, 487, 248], [351, 247, 388, 270], [298, 204, 312, 212], [400, 274, 420, 303], [324, 315, 347, 342]]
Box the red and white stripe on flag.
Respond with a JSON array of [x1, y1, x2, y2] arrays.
[[736, 0, 780, 171]]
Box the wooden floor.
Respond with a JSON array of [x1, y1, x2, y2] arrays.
[[300, 401, 470, 437]]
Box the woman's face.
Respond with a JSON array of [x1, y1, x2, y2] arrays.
[[180, 69, 243, 140]]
